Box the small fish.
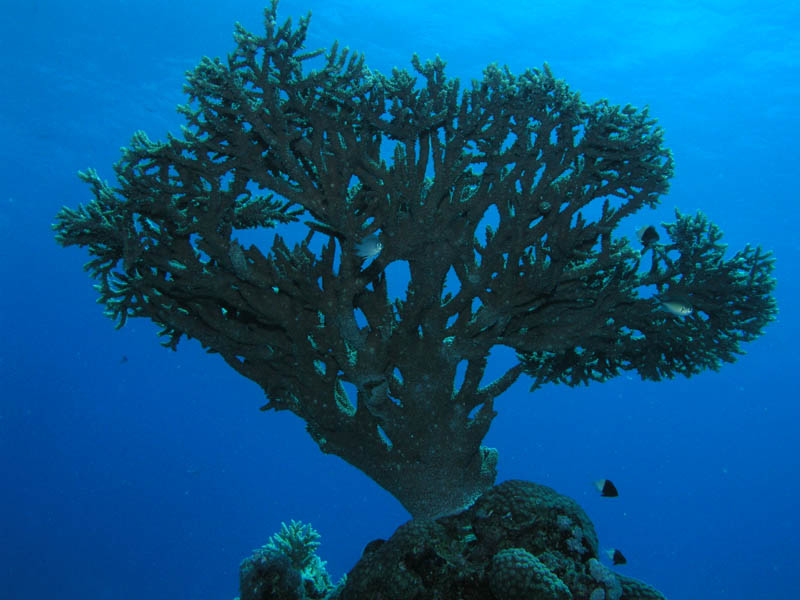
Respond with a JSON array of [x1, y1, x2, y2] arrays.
[[636, 225, 660, 247], [659, 296, 693, 317], [605, 548, 627, 565], [120, 355, 128, 364], [594, 479, 619, 497], [355, 234, 383, 259]]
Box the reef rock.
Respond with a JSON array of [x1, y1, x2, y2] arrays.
[[337, 480, 665, 600]]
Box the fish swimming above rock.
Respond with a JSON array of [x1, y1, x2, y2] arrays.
[[594, 479, 619, 497], [605, 548, 627, 565]]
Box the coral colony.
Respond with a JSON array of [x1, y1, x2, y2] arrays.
[[54, 2, 776, 598]]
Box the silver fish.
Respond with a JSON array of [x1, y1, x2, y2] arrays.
[[355, 234, 383, 259], [660, 298, 693, 317]]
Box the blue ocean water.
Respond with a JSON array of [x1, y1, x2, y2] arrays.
[[1, 0, 797, 598]]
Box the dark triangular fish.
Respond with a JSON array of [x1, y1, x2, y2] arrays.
[[606, 548, 627, 565], [636, 225, 660, 247], [594, 479, 619, 497]]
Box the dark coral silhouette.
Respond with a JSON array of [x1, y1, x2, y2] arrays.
[[55, 3, 776, 597]]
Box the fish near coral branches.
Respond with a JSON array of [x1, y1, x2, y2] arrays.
[[53, 1, 777, 520]]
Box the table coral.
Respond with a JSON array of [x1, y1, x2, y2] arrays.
[[54, 1, 776, 522]]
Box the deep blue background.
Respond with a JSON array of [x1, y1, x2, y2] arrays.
[[1, 1, 797, 598]]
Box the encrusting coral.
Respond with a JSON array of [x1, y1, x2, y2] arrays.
[[54, 2, 776, 595]]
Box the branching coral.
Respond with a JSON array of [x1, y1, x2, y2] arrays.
[[265, 521, 322, 571], [53, 1, 777, 519], [242, 520, 333, 600]]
